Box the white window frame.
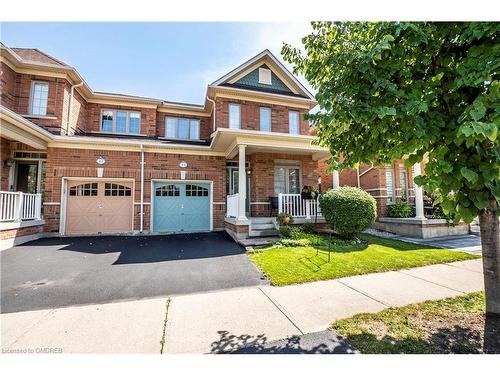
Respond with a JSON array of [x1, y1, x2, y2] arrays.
[[228, 103, 241, 129], [385, 164, 395, 203], [258, 67, 272, 85], [259, 107, 271, 132], [288, 111, 300, 135], [100, 109, 142, 135], [165, 117, 200, 140], [274, 165, 302, 195], [29, 80, 49, 116]]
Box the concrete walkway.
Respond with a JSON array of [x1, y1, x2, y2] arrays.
[[1, 259, 484, 354], [366, 229, 482, 255]]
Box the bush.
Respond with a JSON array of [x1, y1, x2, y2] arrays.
[[276, 212, 294, 226], [276, 238, 312, 247], [386, 200, 413, 218], [302, 221, 316, 233], [319, 187, 377, 238], [427, 205, 456, 222], [279, 225, 302, 238]]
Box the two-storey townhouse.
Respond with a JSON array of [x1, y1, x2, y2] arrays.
[[0, 45, 330, 248]]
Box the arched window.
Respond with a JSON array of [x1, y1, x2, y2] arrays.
[[156, 185, 179, 197], [186, 184, 209, 197], [69, 183, 98, 196]]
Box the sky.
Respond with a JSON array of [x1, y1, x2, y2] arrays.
[[1, 22, 315, 105]]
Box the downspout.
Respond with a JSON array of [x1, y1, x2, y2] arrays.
[[67, 82, 84, 135], [140, 144, 145, 233], [206, 96, 216, 132]]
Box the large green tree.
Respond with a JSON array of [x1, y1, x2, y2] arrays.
[[283, 22, 499, 315]]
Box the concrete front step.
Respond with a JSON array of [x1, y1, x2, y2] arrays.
[[249, 217, 275, 224], [251, 223, 276, 230], [249, 229, 279, 238]]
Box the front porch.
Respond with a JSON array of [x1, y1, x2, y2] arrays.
[[212, 129, 329, 240], [0, 108, 52, 248]]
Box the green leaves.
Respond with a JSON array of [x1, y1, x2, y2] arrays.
[[470, 98, 486, 121], [460, 167, 479, 183], [282, 22, 500, 223]]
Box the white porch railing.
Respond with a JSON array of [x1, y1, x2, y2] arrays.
[[278, 193, 322, 219], [0, 191, 42, 222], [226, 193, 239, 218]]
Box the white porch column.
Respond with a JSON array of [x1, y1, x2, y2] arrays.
[[332, 170, 340, 189], [237, 144, 247, 221], [413, 162, 426, 220]]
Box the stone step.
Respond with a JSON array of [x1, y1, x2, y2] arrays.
[[249, 229, 279, 238], [249, 217, 275, 224], [251, 223, 276, 230]]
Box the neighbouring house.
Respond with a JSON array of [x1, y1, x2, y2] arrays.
[[0, 44, 331, 248], [317, 158, 470, 238]]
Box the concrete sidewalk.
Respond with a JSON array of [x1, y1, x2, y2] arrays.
[[1, 259, 484, 354]]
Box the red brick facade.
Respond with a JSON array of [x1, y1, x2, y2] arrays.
[[1, 46, 324, 242], [318, 157, 416, 217]]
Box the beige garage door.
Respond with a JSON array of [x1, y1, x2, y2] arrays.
[[65, 181, 134, 235]]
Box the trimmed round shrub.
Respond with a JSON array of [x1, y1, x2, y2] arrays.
[[319, 187, 377, 238], [386, 200, 412, 218]]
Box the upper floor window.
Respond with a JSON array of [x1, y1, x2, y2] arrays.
[[165, 117, 200, 140], [30, 81, 49, 116], [289, 111, 300, 135], [258, 67, 272, 85], [101, 109, 141, 134], [260, 107, 271, 132], [229, 103, 240, 129]]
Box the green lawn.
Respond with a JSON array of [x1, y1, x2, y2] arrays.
[[248, 233, 479, 286], [331, 292, 491, 353]]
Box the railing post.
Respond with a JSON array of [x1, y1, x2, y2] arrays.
[[16, 192, 23, 222], [305, 199, 311, 219], [278, 194, 283, 214], [36, 193, 42, 220]]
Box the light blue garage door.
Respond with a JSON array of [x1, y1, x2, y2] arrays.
[[153, 182, 211, 233]]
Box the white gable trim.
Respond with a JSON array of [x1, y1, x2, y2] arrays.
[[210, 50, 315, 100]]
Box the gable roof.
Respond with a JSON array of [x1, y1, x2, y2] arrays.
[[210, 49, 315, 100], [10, 47, 69, 67]]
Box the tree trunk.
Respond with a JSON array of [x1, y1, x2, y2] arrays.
[[478, 199, 500, 316]]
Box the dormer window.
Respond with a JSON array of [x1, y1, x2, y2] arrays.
[[258, 67, 272, 85]]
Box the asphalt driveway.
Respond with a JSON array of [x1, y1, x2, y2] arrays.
[[1, 232, 267, 313]]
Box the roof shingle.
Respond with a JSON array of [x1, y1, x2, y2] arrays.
[[11, 48, 68, 67]]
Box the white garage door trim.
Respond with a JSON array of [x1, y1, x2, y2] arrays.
[[150, 179, 213, 233], [60, 177, 135, 235]]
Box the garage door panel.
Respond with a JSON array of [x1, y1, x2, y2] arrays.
[[153, 182, 210, 233], [65, 181, 133, 235]]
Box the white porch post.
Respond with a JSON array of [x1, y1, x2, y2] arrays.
[[332, 170, 340, 188], [237, 144, 247, 221], [413, 162, 426, 220]]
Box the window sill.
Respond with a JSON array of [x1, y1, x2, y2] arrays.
[[92, 131, 148, 137], [159, 137, 204, 142], [22, 114, 58, 120]]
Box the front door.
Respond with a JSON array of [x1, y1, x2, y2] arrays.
[[226, 167, 250, 214], [15, 162, 39, 193]]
